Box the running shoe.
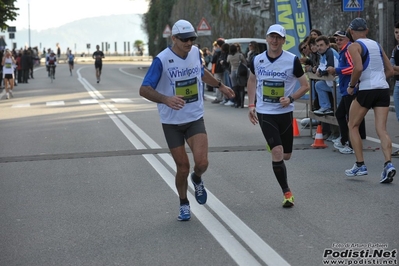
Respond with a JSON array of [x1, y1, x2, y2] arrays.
[[333, 141, 345, 150], [9, 91, 13, 98], [224, 100, 234, 106], [331, 136, 341, 143], [211, 99, 221, 104], [332, 136, 342, 144], [314, 108, 334, 115], [326, 134, 339, 142], [392, 149, 399, 157], [380, 163, 396, 183], [345, 163, 368, 177], [339, 145, 354, 154], [177, 204, 191, 221], [282, 191, 294, 208], [191, 172, 207, 205], [6, 92, 9, 99]]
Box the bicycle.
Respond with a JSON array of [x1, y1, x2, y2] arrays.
[[48, 65, 55, 83]]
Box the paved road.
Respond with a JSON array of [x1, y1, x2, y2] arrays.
[[0, 62, 398, 266]]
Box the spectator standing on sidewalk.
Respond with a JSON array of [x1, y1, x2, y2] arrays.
[[139, 19, 235, 221], [345, 18, 396, 183], [327, 30, 366, 154], [390, 21, 399, 157], [211, 38, 226, 104], [219, 43, 234, 106], [227, 43, 247, 108], [247, 24, 309, 207], [313, 35, 340, 116]]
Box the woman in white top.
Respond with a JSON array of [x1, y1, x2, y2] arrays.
[[2, 50, 16, 99]]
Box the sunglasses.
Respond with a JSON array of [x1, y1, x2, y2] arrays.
[[300, 45, 307, 51], [176, 36, 197, 43]]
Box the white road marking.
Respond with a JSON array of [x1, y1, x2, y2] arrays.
[[111, 98, 133, 103], [11, 103, 31, 108], [46, 101, 65, 106], [80, 99, 99, 104]]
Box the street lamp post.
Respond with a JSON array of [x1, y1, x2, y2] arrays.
[[28, 0, 31, 47]]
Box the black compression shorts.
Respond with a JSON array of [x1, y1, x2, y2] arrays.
[[257, 111, 294, 153]]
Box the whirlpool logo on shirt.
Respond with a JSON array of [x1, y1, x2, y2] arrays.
[[168, 66, 200, 78], [257, 67, 288, 79]]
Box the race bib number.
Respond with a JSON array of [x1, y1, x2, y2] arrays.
[[175, 77, 199, 103], [4, 62, 12, 69], [262, 80, 285, 103]]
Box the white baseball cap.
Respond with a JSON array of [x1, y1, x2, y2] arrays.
[[266, 24, 286, 37], [172, 19, 197, 38]]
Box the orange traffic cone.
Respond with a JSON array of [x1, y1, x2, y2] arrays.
[[293, 118, 300, 137], [311, 124, 328, 148]]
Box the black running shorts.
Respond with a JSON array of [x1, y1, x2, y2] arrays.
[[257, 111, 294, 153], [355, 89, 390, 109], [162, 117, 207, 149]]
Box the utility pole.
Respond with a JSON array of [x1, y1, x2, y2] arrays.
[[28, 1, 31, 47]]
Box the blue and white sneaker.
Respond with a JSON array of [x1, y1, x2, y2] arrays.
[[177, 204, 191, 221], [380, 163, 396, 183], [345, 163, 368, 177], [191, 172, 207, 205]]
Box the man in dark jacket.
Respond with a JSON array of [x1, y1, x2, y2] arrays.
[[21, 50, 30, 83], [211, 38, 225, 103]]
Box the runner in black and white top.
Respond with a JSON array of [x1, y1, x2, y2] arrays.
[[247, 24, 310, 208], [92, 45, 104, 83]]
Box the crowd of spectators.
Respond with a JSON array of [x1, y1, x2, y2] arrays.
[[0, 47, 40, 93]]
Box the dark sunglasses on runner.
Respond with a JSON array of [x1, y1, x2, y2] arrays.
[[176, 36, 197, 43]]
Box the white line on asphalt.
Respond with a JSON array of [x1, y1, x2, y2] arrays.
[[11, 103, 31, 108], [111, 98, 133, 103], [46, 101, 65, 106], [119, 67, 145, 79], [79, 99, 99, 104], [79, 77, 104, 99], [367, 136, 399, 149]]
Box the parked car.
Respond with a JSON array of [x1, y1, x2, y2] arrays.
[[224, 38, 267, 57]]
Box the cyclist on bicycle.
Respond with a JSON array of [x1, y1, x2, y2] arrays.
[[46, 51, 57, 79]]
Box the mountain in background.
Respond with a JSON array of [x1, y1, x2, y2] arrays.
[[8, 14, 148, 55]]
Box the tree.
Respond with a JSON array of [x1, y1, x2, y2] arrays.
[[134, 40, 145, 55], [142, 0, 176, 56], [0, 0, 19, 31]]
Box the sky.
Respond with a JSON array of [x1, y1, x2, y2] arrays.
[[7, 0, 149, 31]]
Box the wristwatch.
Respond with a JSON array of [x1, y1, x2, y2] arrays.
[[216, 79, 222, 88], [349, 84, 356, 88], [288, 96, 295, 103]]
